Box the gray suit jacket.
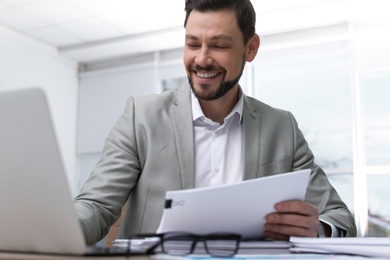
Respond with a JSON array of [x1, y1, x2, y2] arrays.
[[74, 85, 356, 245]]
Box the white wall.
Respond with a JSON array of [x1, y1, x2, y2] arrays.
[[353, 18, 390, 70], [76, 63, 157, 190], [0, 25, 79, 193]]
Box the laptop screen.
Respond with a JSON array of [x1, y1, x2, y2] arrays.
[[0, 88, 86, 255]]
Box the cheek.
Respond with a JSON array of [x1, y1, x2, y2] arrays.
[[220, 60, 238, 77], [183, 52, 193, 70], [227, 54, 245, 76]]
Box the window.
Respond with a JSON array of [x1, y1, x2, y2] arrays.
[[360, 69, 390, 236], [253, 40, 356, 222], [252, 36, 390, 236]]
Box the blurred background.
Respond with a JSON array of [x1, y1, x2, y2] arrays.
[[0, 0, 389, 237]]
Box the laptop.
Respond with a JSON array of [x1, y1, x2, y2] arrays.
[[0, 88, 136, 256]]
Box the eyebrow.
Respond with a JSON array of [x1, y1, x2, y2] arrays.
[[185, 34, 234, 42]]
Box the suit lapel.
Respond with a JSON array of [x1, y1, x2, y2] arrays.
[[170, 87, 261, 187], [242, 96, 262, 180], [171, 85, 195, 189]]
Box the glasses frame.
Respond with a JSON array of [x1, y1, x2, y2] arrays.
[[130, 232, 241, 257]]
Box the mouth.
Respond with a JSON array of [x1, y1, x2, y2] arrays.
[[196, 71, 220, 79], [189, 64, 224, 84]]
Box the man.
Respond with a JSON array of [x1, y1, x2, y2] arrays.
[[74, 0, 356, 245]]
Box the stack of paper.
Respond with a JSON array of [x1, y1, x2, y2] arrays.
[[290, 236, 390, 258], [231, 240, 291, 255], [114, 238, 290, 255]]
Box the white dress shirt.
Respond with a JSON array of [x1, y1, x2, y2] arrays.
[[191, 89, 244, 188]]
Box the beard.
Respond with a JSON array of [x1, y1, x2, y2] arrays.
[[188, 56, 246, 101]]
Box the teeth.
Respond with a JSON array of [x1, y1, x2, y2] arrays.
[[197, 72, 218, 78]]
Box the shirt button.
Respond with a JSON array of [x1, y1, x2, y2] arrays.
[[214, 167, 220, 173], [215, 132, 220, 137]]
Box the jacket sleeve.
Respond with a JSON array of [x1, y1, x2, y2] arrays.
[[288, 112, 357, 237], [73, 97, 140, 245]]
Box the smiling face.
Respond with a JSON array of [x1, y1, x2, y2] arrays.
[[184, 9, 258, 101]]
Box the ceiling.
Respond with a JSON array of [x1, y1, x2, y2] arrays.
[[0, 0, 388, 64]]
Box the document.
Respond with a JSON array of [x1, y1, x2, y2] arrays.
[[290, 236, 390, 258], [156, 169, 310, 239]]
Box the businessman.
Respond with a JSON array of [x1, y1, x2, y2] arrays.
[[74, 0, 356, 245]]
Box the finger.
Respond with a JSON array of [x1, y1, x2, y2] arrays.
[[266, 213, 320, 230], [265, 222, 318, 238], [264, 230, 290, 241], [275, 200, 318, 216]]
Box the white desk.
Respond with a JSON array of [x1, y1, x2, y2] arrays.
[[0, 252, 148, 260], [0, 252, 384, 260]]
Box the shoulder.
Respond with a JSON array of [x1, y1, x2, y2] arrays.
[[244, 95, 295, 122], [128, 85, 191, 109], [121, 85, 191, 123]]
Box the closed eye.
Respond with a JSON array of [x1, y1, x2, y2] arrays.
[[186, 41, 200, 49], [214, 45, 228, 49]]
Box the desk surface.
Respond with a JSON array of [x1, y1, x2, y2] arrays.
[[0, 252, 383, 260], [0, 252, 149, 260]]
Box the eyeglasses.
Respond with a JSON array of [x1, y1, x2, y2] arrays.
[[131, 232, 241, 257]]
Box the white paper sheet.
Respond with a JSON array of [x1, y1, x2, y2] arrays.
[[156, 169, 310, 239], [290, 237, 390, 258]]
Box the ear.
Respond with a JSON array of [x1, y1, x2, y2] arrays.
[[245, 34, 260, 62]]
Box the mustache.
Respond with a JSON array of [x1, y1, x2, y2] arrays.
[[191, 64, 222, 72]]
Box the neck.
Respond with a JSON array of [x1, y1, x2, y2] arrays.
[[199, 86, 239, 124]]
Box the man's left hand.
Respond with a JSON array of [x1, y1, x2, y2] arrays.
[[264, 200, 320, 240]]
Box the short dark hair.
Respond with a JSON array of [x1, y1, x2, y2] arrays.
[[184, 0, 256, 45]]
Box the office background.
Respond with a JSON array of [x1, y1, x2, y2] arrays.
[[0, 0, 389, 238]]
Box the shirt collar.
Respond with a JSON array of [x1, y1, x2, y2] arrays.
[[191, 87, 244, 124]]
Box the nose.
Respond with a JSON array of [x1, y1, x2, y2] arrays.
[[194, 47, 212, 67]]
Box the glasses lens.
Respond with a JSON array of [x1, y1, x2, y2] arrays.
[[162, 233, 196, 255], [205, 235, 240, 257]]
